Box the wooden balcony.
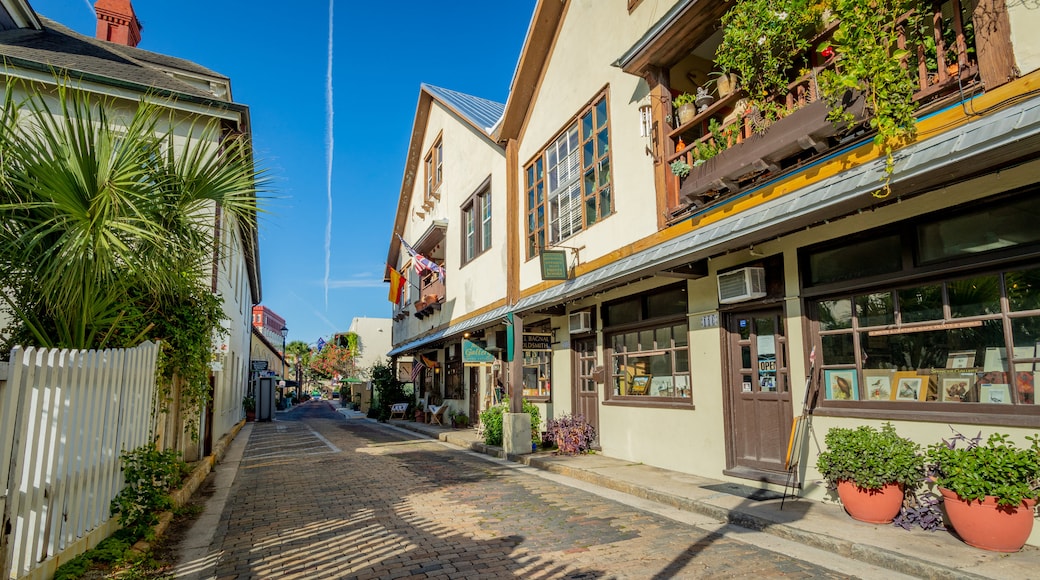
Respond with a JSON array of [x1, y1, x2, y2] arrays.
[[660, 0, 990, 223]]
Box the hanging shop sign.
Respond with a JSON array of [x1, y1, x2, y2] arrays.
[[539, 250, 569, 280], [250, 360, 268, 371], [462, 339, 496, 364]]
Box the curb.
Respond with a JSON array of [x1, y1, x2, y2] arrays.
[[128, 420, 246, 557], [415, 423, 986, 580]]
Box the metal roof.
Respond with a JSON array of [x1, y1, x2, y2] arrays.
[[423, 83, 505, 134], [388, 93, 1040, 357]]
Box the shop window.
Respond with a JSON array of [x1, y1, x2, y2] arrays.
[[813, 267, 1040, 411], [610, 323, 690, 399], [806, 234, 903, 287], [917, 195, 1040, 263]]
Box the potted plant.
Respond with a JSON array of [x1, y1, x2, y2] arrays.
[[451, 411, 469, 429], [670, 158, 691, 178], [816, 423, 924, 524], [242, 396, 256, 422], [672, 92, 698, 126], [413, 401, 425, 422], [927, 431, 1040, 552]]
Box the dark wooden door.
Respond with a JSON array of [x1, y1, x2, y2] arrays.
[[724, 309, 792, 479], [468, 366, 480, 421], [572, 337, 599, 446]]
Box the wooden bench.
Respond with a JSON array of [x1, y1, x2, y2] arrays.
[[389, 403, 408, 420]]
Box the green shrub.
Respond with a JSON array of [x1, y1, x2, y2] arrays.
[[927, 430, 1040, 507], [110, 443, 186, 537], [480, 398, 541, 446], [816, 423, 923, 490]]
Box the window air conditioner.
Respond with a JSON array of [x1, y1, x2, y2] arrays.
[[717, 267, 767, 304], [569, 311, 592, 334]]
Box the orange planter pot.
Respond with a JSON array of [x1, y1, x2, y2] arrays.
[[939, 487, 1037, 552], [836, 481, 904, 524]]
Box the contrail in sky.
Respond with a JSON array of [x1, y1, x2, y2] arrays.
[[323, 0, 334, 308]]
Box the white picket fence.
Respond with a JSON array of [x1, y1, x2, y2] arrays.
[[0, 342, 159, 580]]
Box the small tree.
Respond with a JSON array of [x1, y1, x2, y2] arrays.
[[370, 358, 406, 421]]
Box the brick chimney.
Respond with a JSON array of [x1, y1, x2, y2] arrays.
[[94, 0, 142, 47]]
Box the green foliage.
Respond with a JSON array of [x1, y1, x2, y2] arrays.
[[816, 423, 924, 490], [52, 529, 145, 580], [0, 80, 267, 351], [371, 358, 407, 421], [927, 431, 1040, 507], [480, 398, 541, 446], [715, 0, 823, 102], [817, 0, 921, 192], [151, 287, 226, 440], [672, 92, 697, 108], [480, 404, 505, 446], [670, 159, 691, 177], [242, 396, 256, 412], [110, 443, 186, 537]]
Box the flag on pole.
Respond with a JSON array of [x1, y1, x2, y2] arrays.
[[397, 234, 446, 279], [316, 337, 326, 352], [387, 266, 406, 304], [410, 357, 425, 383]]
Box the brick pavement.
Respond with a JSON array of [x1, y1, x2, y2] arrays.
[[180, 401, 868, 579]]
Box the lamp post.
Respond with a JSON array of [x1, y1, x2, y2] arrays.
[[279, 325, 289, 381]]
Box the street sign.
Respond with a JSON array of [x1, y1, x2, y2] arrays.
[[251, 360, 268, 371]]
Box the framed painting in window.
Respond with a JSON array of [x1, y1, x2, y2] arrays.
[[863, 370, 894, 401], [630, 375, 651, 395], [824, 369, 858, 401], [940, 376, 973, 402], [893, 372, 926, 401], [945, 350, 976, 369], [979, 383, 1012, 404]]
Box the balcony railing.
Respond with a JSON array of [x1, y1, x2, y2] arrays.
[[662, 0, 981, 222]]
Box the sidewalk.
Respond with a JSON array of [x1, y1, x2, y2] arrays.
[[334, 403, 1040, 580]]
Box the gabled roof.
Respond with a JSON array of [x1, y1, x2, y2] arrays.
[[422, 83, 504, 135], [384, 85, 506, 278], [0, 15, 232, 103]]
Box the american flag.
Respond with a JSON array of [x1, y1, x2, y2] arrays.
[[410, 358, 425, 384], [397, 234, 446, 279]]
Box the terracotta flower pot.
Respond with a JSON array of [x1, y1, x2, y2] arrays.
[[676, 102, 697, 126], [939, 487, 1037, 552], [836, 481, 904, 524]]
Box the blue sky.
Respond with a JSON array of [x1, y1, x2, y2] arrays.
[[30, 0, 535, 346]]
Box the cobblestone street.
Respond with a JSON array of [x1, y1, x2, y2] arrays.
[[172, 401, 887, 579]]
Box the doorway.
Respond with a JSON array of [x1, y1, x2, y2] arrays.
[[723, 308, 792, 483], [571, 336, 599, 446]]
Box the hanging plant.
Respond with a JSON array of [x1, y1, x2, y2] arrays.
[[816, 0, 922, 197], [715, 0, 824, 103]]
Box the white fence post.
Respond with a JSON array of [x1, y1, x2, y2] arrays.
[[0, 341, 158, 580]]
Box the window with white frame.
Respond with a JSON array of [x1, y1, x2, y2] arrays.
[[461, 181, 492, 265], [525, 93, 613, 258]]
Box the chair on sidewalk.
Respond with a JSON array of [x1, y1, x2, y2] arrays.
[[389, 403, 408, 420], [428, 404, 448, 426]]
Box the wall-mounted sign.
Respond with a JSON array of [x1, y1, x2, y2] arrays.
[[250, 360, 268, 371], [522, 333, 552, 351], [462, 339, 496, 364], [539, 250, 569, 280]]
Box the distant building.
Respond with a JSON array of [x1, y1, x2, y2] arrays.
[[252, 305, 287, 350]]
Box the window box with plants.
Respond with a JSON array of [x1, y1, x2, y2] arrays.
[[927, 431, 1040, 552], [816, 423, 924, 524]]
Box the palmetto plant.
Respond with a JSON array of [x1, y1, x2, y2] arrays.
[[0, 81, 267, 350]]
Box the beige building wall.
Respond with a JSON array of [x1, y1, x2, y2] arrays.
[[515, 0, 660, 291]]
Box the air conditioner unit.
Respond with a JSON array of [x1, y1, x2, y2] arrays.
[[717, 267, 767, 304], [569, 311, 592, 334]]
